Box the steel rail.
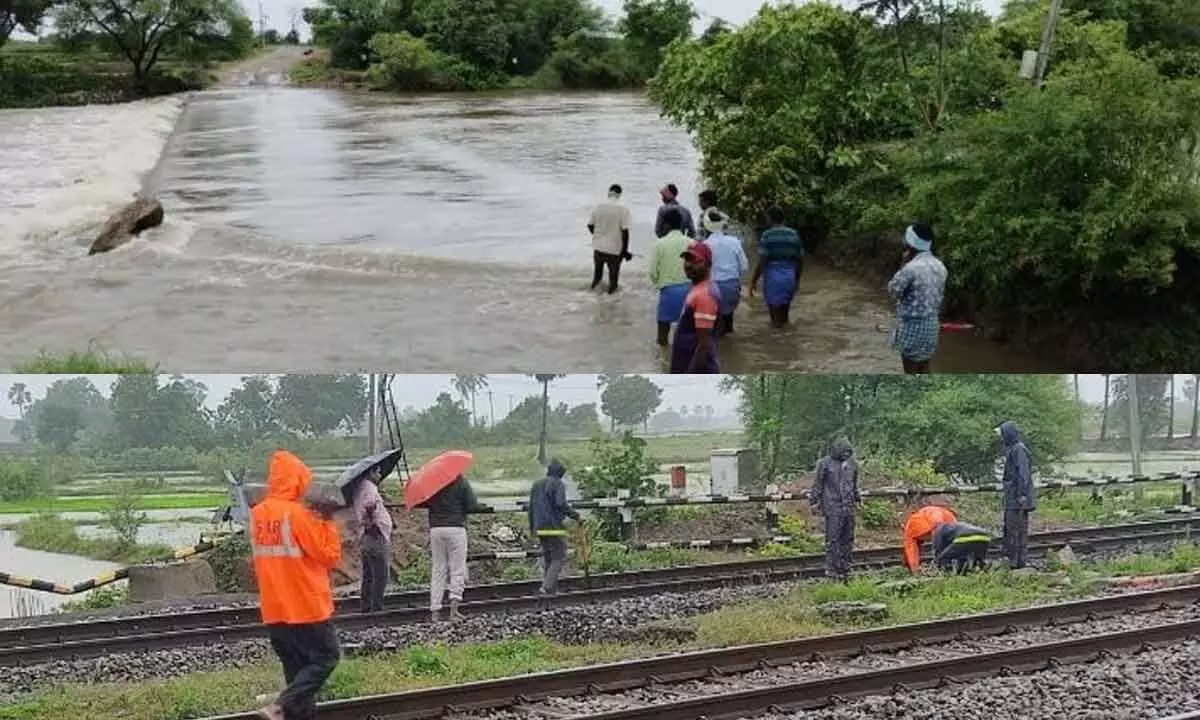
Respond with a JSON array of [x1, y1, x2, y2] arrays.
[[1, 516, 1195, 665], [195, 583, 1200, 720]]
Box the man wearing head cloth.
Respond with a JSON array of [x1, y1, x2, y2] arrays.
[[886, 222, 948, 373], [700, 207, 749, 336]]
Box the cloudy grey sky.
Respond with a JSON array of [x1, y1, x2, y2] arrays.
[[252, 0, 1008, 39], [0, 374, 738, 420]]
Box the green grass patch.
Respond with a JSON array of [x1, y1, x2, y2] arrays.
[[13, 348, 158, 374], [1084, 542, 1200, 577], [12, 514, 172, 564], [0, 493, 226, 515]]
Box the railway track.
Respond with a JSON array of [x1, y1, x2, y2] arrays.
[[197, 582, 1200, 720], [2, 516, 1197, 666]]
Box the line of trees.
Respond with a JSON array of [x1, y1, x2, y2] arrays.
[[299, 0, 697, 91], [650, 0, 1200, 369], [1083, 374, 1200, 443]]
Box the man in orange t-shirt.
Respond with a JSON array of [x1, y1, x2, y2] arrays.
[[669, 242, 721, 373], [251, 450, 343, 720], [901, 505, 957, 574]]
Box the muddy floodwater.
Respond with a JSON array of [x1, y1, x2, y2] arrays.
[[0, 70, 1039, 371], [0, 530, 122, 619]]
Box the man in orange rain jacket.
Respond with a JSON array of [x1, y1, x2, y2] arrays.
[[252, 450, 343, 720], [901, 505, 958, 573]]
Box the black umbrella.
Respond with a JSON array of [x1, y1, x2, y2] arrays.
[[336, 448, 405, 504]]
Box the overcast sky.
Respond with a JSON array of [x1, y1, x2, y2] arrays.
[[0, 374, 738, 420]]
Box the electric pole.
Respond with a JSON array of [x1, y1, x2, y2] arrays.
[[1128, 374, 1143, 477], [367, 373, 378, 454], [1032, 0, 1063, 86], [488, 390, 495, 428]]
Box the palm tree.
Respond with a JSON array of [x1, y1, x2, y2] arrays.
[[452, 375, 488, 426], [6, 383, 31, 419], [528, 374, 566, 464]]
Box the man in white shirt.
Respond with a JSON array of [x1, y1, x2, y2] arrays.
[[588, 184, 633, 294]]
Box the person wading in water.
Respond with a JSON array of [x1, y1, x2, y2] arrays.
[[700, 208, 748, 336], [587, 183, 633, 294], [887, 222, 948, 373], [655, 183, 696, 239], [670, 242, 721, 373], [749, 206, 803, 328], [650, 207, 694, 347]]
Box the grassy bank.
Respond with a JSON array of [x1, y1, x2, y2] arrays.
[[11, 348, 158, 373], [12, 514, 172, 564], [7, 545, 1185, 720]]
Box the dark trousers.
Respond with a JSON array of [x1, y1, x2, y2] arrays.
[[823, 513, 855, 579], [936, 540, 989, 574], [591, 251, 622, 293], [359, 533, 389, 613], [1003, 509, 1030, 568], [267, 620, 341, 720], [538, 535, 568, 594]]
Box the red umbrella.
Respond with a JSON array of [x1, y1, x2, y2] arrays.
[[404, 450, 474, 509]]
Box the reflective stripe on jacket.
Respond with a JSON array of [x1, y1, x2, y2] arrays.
[[251, 450, 342, 625]]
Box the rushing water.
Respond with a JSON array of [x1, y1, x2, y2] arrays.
[[0, 74, 1040, 371], [0, 530, 123, 619]]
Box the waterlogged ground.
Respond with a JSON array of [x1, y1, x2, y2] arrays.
[[0, 49, 1039, 372]]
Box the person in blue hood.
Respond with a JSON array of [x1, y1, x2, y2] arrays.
[[527, 459, 582, 596], [998, 421, 1035, 568]]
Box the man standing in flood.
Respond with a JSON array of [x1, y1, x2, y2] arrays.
[[353, 466, 392, 613], [252, 450, 343, 720], [749, 206, 804, 328], [587, 184, 633, 294], [527, 459, 581, 596], [670, 242, 721, 373], [998, 421, 1035, 569], [649, 207, 695, 347], [700, 208, 748, 336], [810, 437, 861, 581], [887, 223, 948, 374], [655, 183, 696, 239], [696, 190, 718, 239]]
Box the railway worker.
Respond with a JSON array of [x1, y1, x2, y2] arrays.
[[931, 521, 992, 574], [251, 450, 343, 720], [418, 473, 486, 622], [810, 437, 861, 581], [999, 420, 1036, 569], [887, 222, 948, 374], [901, 505, 958, 574], [748, 206, 804, 329], [650, 206, 695, 347], [528, 458, 582, 596], [354, 466, 393, 614]]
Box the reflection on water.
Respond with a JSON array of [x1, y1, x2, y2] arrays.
[[0, 531, 122, 619], [0, 87, 1041, 372]]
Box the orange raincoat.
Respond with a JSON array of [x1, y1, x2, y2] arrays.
[[902, 505, 957, 573], [251, 450, 343, 625]]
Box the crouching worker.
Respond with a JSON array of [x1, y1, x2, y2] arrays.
[[931, 521, 992, 575], [252, 450, 343, 720], [901, 505, 958, 574]]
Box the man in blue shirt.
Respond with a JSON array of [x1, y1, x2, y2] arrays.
[[700, 207, 748, 336]]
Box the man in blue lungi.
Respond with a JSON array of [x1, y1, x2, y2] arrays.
[[700, 208, 748, 336], [749, 206, 803, 328], [887, 222, 948, 373]]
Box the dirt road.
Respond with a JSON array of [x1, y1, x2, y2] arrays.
[[216, 44, 312, 87]]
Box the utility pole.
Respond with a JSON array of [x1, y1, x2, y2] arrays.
[[367, 373, 378, 454], [1128, 374, 1143, 477], [487, 390, 495, 428], [1032, 0, 1063, 87]]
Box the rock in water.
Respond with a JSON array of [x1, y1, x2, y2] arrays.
[[88, 196, 164, 255]]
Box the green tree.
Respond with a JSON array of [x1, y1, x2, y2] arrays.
[[27, 378, 108, 452], [274, 373, 368, 436], [452, 374, 488, 426], [55, 0, 253, 90], [407, 391, 472, 447], [6, 382, 31, 419], [0, 0, 49, 46], [109, 374, 213, 450], [600, 374, 663, 431], [215, 375, 280, 446], [1108, 374, 1172, 441], [618, 0, 695, 76]]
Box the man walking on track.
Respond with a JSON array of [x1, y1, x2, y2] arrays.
[[999, 421, 1035, 569], [810, 437, 861, 581], [527, 458, 581, 596], [252, 450, 343, 720], [353, 466, 392, 613], [587, 184, 633, 294]]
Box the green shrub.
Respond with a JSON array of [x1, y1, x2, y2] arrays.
[[59, 584, 129, 613], [0, 457, 44, 501], [860, 498, 899, 530]]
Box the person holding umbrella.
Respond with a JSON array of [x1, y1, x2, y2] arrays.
[[353, 467, 393, 613], [527, 458, 582, 596], [405, 450, 484, 622]]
